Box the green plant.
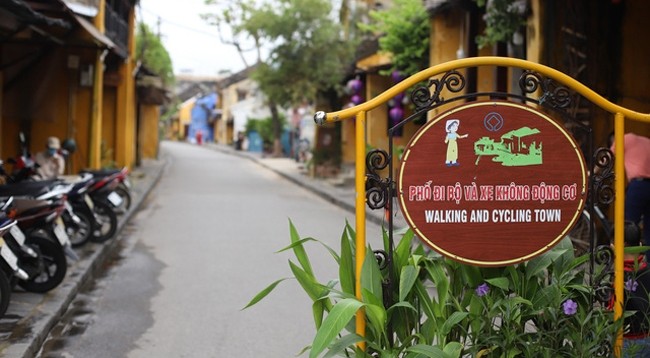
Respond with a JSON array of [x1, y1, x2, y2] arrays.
[[359, 0, 430, 76], [246, 221, 620, 357], [474, 0, 527, 49], [245, 115, 287, 150]]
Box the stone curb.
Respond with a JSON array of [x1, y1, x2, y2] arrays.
[[1, 158, 168, 358]]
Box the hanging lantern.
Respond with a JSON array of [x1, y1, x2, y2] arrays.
[[390, 70, 404, 83], [389, 106, 404, 122], [351, 94, 363, 105], [347, 78, 363, 93]]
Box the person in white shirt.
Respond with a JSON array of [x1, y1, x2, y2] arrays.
[[33, 136, 65, 180]]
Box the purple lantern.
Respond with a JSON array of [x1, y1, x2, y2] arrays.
[[350, 94, 363, 105], [393, 92, 405, 104], [390, 70, 404, 83], [347, 79, 364, 93], [389, 106, 404, 122]]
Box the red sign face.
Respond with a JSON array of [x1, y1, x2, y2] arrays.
[[397, 101, 588, 267]]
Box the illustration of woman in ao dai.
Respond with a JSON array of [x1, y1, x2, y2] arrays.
[[444, 119, 468, 166]]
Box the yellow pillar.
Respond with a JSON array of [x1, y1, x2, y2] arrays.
[[115, 7, 137, 169], [89, 0, 106, 169], [613, 112, 625, 357], [354, 111, 367, 350]]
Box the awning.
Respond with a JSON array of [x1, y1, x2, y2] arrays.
[[74, 14, 115, 49], [0, 0, 71, 29]]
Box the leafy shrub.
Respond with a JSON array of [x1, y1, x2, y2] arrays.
[[246, 221, 620, 357]]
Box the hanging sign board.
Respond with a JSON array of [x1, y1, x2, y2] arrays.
[[397, 101, 588, 267]]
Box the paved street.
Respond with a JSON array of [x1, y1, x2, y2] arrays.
[[35, 141, 384, 357]]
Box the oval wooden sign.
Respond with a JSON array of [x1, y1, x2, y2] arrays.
[[397, 101, 588, 267]]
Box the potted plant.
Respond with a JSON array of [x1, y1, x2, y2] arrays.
[[245, 221, 620, 357]]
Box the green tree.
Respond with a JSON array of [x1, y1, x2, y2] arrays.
[[474, 0, 527, 48], [360, 0, 430, 76], [204, 0, 354, 156], [135, 22, 174, 86]]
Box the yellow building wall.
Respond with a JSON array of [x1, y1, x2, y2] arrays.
[[140, 105, 159, 159], [102, 87, 117, 167], [178, 98, 195, 140], [113, 7, 137, 169], [618, 0, 650, 138]]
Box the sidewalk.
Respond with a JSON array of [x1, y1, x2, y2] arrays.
[[0, 158, 168, 358], [0, 141, 402, 358], [205, 143, 406, 229]]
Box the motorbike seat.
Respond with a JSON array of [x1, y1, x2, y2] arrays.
[[0, 180, 59, 197]]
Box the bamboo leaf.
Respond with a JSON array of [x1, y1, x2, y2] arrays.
[[440, 311, 469, 336], [414, 280, 436, 320], [313, 299, 325, 330], [399, 265, 419, 302], [290, 260, 323, 302], [485, 277, 509, 291], [322, 334, 363, 358], [364, 302, 387, 336], [387, 301, 418, 315], [339, 230, 355, 295], [276, 237, 316, 253], [394, 228, 415, 271], [425, 261, 449, 317], [361, 249, 383, 303], [405, 344, 448, 357], [289, 219, 315, 277], [526, 248, 566, 280], [241, 278, 290, 310], [310, 299, 364, 358], [442, 341, 463, 356]]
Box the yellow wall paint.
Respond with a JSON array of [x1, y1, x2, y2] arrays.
[[102, 87, 116, 167], [140, 105, 160, 159]]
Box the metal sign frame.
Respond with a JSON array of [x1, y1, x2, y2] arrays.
[[314, 56, 650, 354]]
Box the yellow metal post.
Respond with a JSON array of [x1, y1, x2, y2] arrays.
[[314, 56, 650, 354], [355, 111, 367, 349], [613, 112, 625, 356]]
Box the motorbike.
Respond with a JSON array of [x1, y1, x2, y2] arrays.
[[81, 167, 132, 215], [0, 197, 67, 294], [82, 172, 121, 242], [0, 210, 30, 317], [0, 183, 74, 293], [0, 156, 112, 246]]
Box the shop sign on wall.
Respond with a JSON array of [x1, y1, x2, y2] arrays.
[[397, 101, 588, 267]]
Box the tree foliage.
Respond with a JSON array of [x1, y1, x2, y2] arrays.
[[135, 22, 174, 86], [204, 0, 354, 156], [474, 0, 527, 48], [360, 0, 430, 76], [251, 0, 355, 107]]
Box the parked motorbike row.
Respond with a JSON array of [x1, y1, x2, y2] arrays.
[[0, 158, 133, 318]]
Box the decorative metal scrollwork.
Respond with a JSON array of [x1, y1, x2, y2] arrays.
[[519, 70, 572, 109], [366, 149, 393, 210], [374, 249, 389, 270], [412, 70, 465, 112], [592, 147, 615, 205], [593, 245, 614, 305]]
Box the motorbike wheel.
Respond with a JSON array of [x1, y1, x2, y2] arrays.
[[114, 185, 132, 214], [0, 270, 11, 318], [62, 210, 93, 247], [18, 235, 67, 293], [91, 201, 118, 243]]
